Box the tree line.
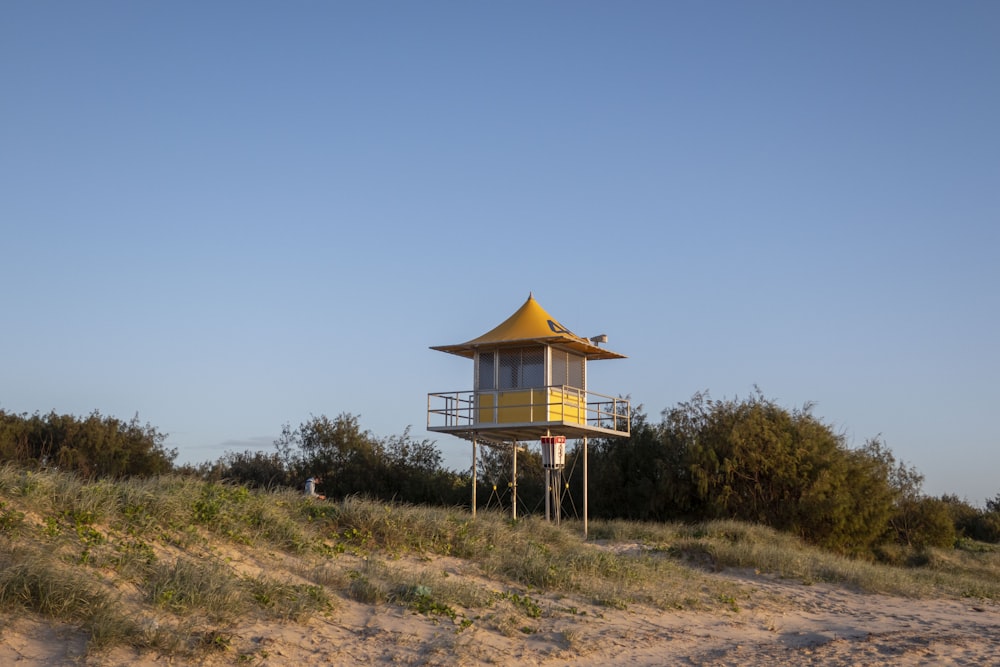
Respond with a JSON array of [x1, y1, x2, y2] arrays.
[[3, 393, 999, 558], [0, 409, 176, 478]]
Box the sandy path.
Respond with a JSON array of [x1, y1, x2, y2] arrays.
[[564, 572, 1000, 667]]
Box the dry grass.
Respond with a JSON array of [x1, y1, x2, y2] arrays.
[[587, 517, 1000, 599], [1, 463, 999, 662]]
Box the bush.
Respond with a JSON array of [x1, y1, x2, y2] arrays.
[[889, 496, 956, 548], [208, 450, 290, 489], [272, 415, 470, 506], [966, 512, 1000, 543], [0, 410, 175, 478], [590, 391, 898, 555]]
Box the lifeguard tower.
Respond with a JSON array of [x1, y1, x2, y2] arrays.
[[427, 294, 630, 535]]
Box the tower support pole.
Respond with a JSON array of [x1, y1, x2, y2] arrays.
[[511, 441, 518, 520], [544, 469, 551, 521], [583, 436, 589, 538], [471, 435, 478, 519], [554, 469, 561, 526]]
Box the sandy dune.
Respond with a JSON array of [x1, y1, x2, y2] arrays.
[[2, 561, 997, 666]]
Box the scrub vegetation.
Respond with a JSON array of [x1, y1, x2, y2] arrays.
[[4, 391, 1000, 559]]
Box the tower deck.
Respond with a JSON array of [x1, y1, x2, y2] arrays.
[[427, 386, 629, 445]]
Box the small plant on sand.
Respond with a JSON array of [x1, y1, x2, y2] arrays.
[[396, 584, 458, 621], [0, 502, 25, 534]]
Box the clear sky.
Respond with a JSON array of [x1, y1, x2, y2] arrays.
[[2, 2, 997, 503]]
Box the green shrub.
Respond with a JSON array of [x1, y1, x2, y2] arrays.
[[590, 392, 899, 554], [0, 409, 175, 478], [890, 496, 957, 548]]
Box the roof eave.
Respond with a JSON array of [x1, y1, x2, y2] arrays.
[[430, 337, 626, 360]]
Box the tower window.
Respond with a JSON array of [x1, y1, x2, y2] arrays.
[[477, 351, 495, 390], [551, 349, 585, 388], [497, 347, 545, 389]]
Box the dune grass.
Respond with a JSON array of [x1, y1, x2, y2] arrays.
[[586, 517, 1000, 599], [1, 463, 998, 661]]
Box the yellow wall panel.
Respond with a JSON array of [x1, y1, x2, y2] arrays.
[[477, 393, 496, 423], [549, 388, 585, 424], [497, 390, 535, 423]]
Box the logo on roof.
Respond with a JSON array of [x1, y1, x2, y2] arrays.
[[547, 319, 572, 335]]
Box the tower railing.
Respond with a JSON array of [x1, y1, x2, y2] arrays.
[[427, 386, 630, 436]]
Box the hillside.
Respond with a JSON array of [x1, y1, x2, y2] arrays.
[[1, 465, 999, 666]]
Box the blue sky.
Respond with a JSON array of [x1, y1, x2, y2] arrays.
[[2, 2, 997, 503]]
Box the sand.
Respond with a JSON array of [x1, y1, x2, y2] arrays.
[[2, 560, 997, 667]]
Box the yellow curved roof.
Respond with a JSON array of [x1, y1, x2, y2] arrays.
[[431, 294, 626, 360]]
